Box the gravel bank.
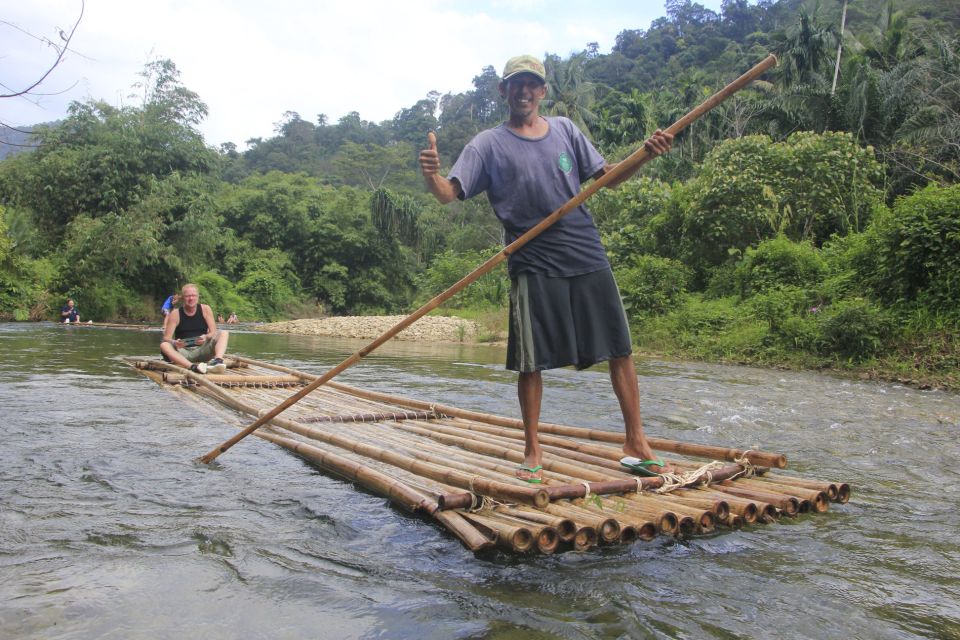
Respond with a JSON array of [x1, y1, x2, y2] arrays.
[[254, 315, 485, 343]]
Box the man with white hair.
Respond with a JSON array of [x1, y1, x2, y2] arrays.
[[160, 283, 229, 374]]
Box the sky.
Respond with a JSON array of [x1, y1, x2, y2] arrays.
[[3, 0, 725, 149]]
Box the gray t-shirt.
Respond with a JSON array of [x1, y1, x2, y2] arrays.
[[449, 116, 609, 277]]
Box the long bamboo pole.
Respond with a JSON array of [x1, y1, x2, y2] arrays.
[[200, 54, 778, 464]]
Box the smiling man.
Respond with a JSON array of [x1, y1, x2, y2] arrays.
[[419, 55, 674, 483]]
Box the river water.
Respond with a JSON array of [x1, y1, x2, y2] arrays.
[[1, 322, 958, 640]]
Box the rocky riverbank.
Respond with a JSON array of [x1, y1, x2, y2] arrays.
[[254, 315, 487, 343]]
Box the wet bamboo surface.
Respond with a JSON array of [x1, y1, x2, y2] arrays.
[[129, 355, 852, 554]]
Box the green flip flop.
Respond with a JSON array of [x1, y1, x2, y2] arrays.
[[619, 457, 666, 477], [516, 464, 543, 484]]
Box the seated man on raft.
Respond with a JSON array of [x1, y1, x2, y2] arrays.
[[160, 283, 230, 374], [60, 298, 80, 323]]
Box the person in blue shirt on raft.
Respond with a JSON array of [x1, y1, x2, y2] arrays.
[[419, 54, 675, 483], [161, 293, 180, 318], [60, 298, 80, 323]]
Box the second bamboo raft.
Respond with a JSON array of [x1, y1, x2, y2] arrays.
[[129, 355, 851, 554]]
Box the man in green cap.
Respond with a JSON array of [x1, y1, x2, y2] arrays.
[[419, 54, 674, 483]]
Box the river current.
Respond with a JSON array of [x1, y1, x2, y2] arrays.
[[1, 322, 958, 639]]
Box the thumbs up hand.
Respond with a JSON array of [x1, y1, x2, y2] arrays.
[[419, 131, 441, 176]]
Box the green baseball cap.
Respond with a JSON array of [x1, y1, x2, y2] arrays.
[[502, 55, 546, 82]]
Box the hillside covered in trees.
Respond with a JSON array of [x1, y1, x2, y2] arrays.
[[1, 0, 959, 386]]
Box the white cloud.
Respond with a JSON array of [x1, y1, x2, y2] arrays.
[[2, 0, 725, 147]]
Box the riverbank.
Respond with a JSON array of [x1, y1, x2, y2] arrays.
[[254, 313, 958, 392], [254, 315, 496, 343]]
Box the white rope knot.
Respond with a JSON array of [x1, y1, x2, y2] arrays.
[[654, 472, 686, 493], [579, 481, 592, 500], [654, 461, 726, 494], [733, 450, 757, 478]]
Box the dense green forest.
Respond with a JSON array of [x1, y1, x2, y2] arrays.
[[2, 0, 959, 386]]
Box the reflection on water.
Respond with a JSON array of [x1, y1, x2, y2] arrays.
[[1, 322, 959, 639]]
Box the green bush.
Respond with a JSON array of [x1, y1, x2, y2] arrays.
[[735, 235, 826, 297], [872, 183, 960, 312], [416, 247, 507, 309], [778, 315, 821, 351], [615, 255, 690, 317], [816, 297, 892, 361], [682, 132, 884, 282], [592, 177, 676, 263], [704, 262, 739, 299], [747, 285, 812, 332]]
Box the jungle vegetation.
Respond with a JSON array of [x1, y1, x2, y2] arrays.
[[1, 0, 958, 387]]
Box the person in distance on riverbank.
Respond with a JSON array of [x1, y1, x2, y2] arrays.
[[419, 54, 674, 483], [60, 298, 80, 323], [159, 284, 230, 374]]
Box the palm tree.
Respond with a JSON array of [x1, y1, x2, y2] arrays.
[[771, 2, 838, 88], [541, 52, 601, 137]]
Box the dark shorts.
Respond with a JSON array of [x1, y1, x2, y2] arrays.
[[506, 268, 633, 372]]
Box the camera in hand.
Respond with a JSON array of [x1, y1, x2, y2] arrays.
[[180, 336, 200, 347]]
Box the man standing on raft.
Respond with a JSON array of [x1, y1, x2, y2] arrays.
[[419, 55, 675, 483], [160, 283, 230, 375]]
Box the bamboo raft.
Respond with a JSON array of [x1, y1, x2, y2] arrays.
[[129, 355, 851, 554], [62, 321, 156, 331]]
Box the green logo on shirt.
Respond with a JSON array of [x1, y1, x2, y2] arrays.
[[557, 152, 573, 173]]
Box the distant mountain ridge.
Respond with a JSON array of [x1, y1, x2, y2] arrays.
[[0, 125, 43, 160]]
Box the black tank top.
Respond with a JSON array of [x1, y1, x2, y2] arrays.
[[174, 305, 208, 340]]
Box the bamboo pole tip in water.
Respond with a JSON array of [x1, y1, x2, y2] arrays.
[[618, 525, 638, 545], [573, 527, 597, 552], [599, 518, 621, 543], [536, 527, 559, 555], [658, 512, 680, 535], [836, 484, 851, 503], [554, 519, 576, 542], [510, 528, 534, 553], [812, 492, 830, 513], [635, 522, 657, 542], [532, 489, 550, 509]]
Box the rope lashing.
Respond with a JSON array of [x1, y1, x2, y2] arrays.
[[579, 481, 592, 500], [654, 461, 727, 494], [732, 450, 758, 478]]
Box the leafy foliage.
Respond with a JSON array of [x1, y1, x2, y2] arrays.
[[614, 255, 690, 317], [735, 234, 827, 297], [871, 183, 960, 311], [682, 131, 884, 281], [414, 247, 507, 309], [817, 297, 893, 361]]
